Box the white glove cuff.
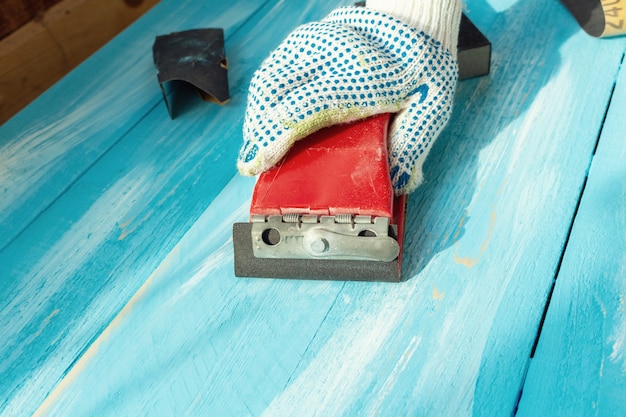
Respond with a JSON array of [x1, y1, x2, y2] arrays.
[[365, 0, 462, 58]]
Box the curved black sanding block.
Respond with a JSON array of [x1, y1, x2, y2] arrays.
[[153, 28, 229, 118]]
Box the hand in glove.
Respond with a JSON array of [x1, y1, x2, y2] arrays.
[[238, 0, 461, 195]]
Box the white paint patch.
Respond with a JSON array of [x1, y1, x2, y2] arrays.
[[364, 335, 422, 417], [511, 169, 561, 238], [25, 174, 252, 417], [259, 284, 416, 417], [172, 229, 239, 304], [159, 180, 252, 305], [174, 240, 234, 303], [609, 315, 626, 372], [608, 256, 626, 373], [508, 63, 574, 174], [0, 58, 151, 228]]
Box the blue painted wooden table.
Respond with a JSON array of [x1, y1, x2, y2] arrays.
[[1, 0, 625, 415]]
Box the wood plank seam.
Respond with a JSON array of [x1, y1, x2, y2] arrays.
[[590, 51, 626, 156], [515, 41, 626, 417], [12, 0, 366, 409], [516, 49, 626, 416], [0, 0, 275, 251], [528, 174, 590, 358], [512, 362, 531, 416], [0, 99, 162, 254], [528, 50, 625, 359], [3, 1, 626, 416], [0, 0, 283, 414], [2, 1, 367, 414]]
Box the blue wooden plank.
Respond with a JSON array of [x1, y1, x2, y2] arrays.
[[0, 0, 267, 251], [30, 175, 347, 417], [516, 53, 626, 416], [0, 1, 272, 415], [0, 1, 360, 416], [14, 1, 626, 417]]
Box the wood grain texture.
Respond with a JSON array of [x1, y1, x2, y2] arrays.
[[3, 0, 624, 416], [0, 0, 159, 125], [2, 0, 626, 416], [0, 0, 260, 251], [0, 1, 274, 415], [0, 0, 61, 39], [516, 52, 626, 417]]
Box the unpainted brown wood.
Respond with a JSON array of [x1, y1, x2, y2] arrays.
[[0, 0, 62, 39], [0, 0, 158, 125]]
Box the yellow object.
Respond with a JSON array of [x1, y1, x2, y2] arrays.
[[600, 0, 626, 36]]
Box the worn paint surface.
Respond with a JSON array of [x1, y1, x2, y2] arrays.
[[516, 44, 626, 417], [1, 0, 626, 416], [0, 0, 266, 251], [0, 0, 275, 414]]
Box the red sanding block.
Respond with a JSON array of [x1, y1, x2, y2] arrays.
[[233, 114, 406, 281]]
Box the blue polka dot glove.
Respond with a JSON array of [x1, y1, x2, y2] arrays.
[[238, 6, 459, 195]]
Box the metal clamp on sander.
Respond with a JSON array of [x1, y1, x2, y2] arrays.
[[251, 214, 400, 262]]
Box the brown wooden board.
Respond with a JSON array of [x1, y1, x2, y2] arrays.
[[0, 0, 61, 39], [0, 0, 158, 124]]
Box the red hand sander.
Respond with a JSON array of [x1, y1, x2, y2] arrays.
[[233, 114, 406, 281]]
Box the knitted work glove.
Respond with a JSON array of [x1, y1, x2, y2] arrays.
[[238, 1, 461, 195]]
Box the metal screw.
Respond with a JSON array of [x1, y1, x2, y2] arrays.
[[310, 238, 329, 253]]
